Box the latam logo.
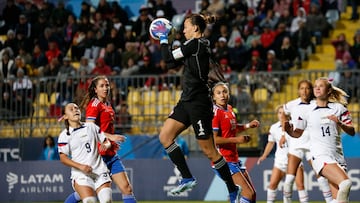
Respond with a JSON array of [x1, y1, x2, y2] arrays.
[[6, 172, 64, 194], [6, 172, 18, 193], [163, 167, 191, 197]]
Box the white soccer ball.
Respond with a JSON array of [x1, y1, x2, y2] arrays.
[[149, 18, 173, 40]]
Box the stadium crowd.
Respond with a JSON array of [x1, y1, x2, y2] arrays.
[[0, 0, 359, 122]]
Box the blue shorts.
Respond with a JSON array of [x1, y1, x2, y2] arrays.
[[213, 161, 246, 176], [102, 155, 125, 175]]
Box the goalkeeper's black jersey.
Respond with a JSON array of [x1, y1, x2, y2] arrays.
[[161, 38, 211, 101]]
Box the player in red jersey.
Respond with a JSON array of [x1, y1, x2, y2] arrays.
[[64, 76, 136, 203], [212, 82, 260, 203]]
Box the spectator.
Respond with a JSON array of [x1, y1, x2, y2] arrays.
[[31, 13, 49, 43], [79, 1, 91, 20], [91, 57, 112, 76], [40, 135, 59, 160], [350, 31, 360, 64], [306, 3, 330, 45], [132, 6, 152, 42], [214, 37, 229, 62], [116, 102, 132, 134], [3, 30, 17, 55], [121, 42, 140, 69], [276, 8, 293, 29], [103, 42, 122, 74], [56, 57, 77, 106], [272, 22, 291, 51], [45, 41, 63, 65], [332, 33, 352, 61], [292, 20, 312, 62], [229, 36, 249, 72], [15, 14, 31, 39], [0, 52, 15, 84], [206, 0, 225, 15], [78, 56, 94, 75], [110, 1, 129, 26], [264, 50, 282, 93], [260, 24, 276, 50], [18, 46, 32, 68], [11, 56, 31, 76], [227, 0, 248, 21], [290, 7, 307, 34], [50, 1, 71, 29], [31, 44, 48, 77], [277, 36, 298, 70], [235, 84, 252, 123], [245, 50, 265, 93], [12, 68, 32, 117], [219, 58, 233, 82], [2, 0, 21, 31], [42, 57, 60, 96], [245, 27, 261, 48], [338, 68, 357, 102], [259, 10, 279, 30], [63, 14, 78, 52]]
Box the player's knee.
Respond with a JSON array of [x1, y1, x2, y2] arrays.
[[97, 187, 112, 203], [82, 196, 97, 203]]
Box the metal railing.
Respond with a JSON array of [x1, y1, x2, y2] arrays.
[[1, 69, 359, 151]]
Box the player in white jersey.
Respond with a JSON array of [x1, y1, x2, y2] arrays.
[[257, 105, 307, 203], [284, 77, 355, 203], [58, 103, 124, 203], [281, 79, 332, 203]]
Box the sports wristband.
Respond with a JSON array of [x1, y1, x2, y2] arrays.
[[159, 35, 168, 44], [245, 123, 250, 129]]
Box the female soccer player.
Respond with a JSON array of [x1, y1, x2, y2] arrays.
[[212, 82, 259, 203], [157, 14, 242, 202], [258, 105, 307, 203], [58, 103, 115, 203], [65, 76, 137, 203], [284, 77, 355, 203], [282, 79, 331, 203]]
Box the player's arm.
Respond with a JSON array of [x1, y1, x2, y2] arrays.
[[59, 153, 92, 174], [327, 114, 355, 136], [257, 141, 275, 165], [283, 120, 303, 138], [213, 130, 250, 144], [236, 119, 260, 132]]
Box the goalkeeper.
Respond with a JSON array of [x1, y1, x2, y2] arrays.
[[153, 14, 242, 203]]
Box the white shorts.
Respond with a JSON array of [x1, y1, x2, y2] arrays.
[[274, 159, 288, 173], [311, 155, 338, 175], [72, 172, 111, 191], [289, 147, 312, 161]]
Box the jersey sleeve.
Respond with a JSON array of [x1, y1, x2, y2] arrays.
[[57, 131, 70, 156], [88, 123, 106, 143], [86, 100, 99, 121], [295, 115, 307, 130], [212, 108, 220, 132], [340, 105, 352, 125], [268, 125, 276, 142]]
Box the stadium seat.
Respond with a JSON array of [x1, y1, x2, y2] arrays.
[[49, 92, 59, 105], [143, 90, 157, 105], [127, 89, 142, 105], [157, 90, 172, 105], [34, 93, 50, 108]]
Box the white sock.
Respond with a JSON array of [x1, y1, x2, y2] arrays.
[[82, 197, 97, 203], [317, 176, 333, 203], [283, 174, 295, 203], [337, 179, 352, 203], [298, 189, 309, 203], [97, 187, 112, 203], [267, 188, 277, 203]]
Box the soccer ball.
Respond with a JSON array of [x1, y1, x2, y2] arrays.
[[149, 18, 173, 40]]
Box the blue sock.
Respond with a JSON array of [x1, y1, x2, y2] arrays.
[[122, 194, 137, 203], [64, 192, 81, 203]]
